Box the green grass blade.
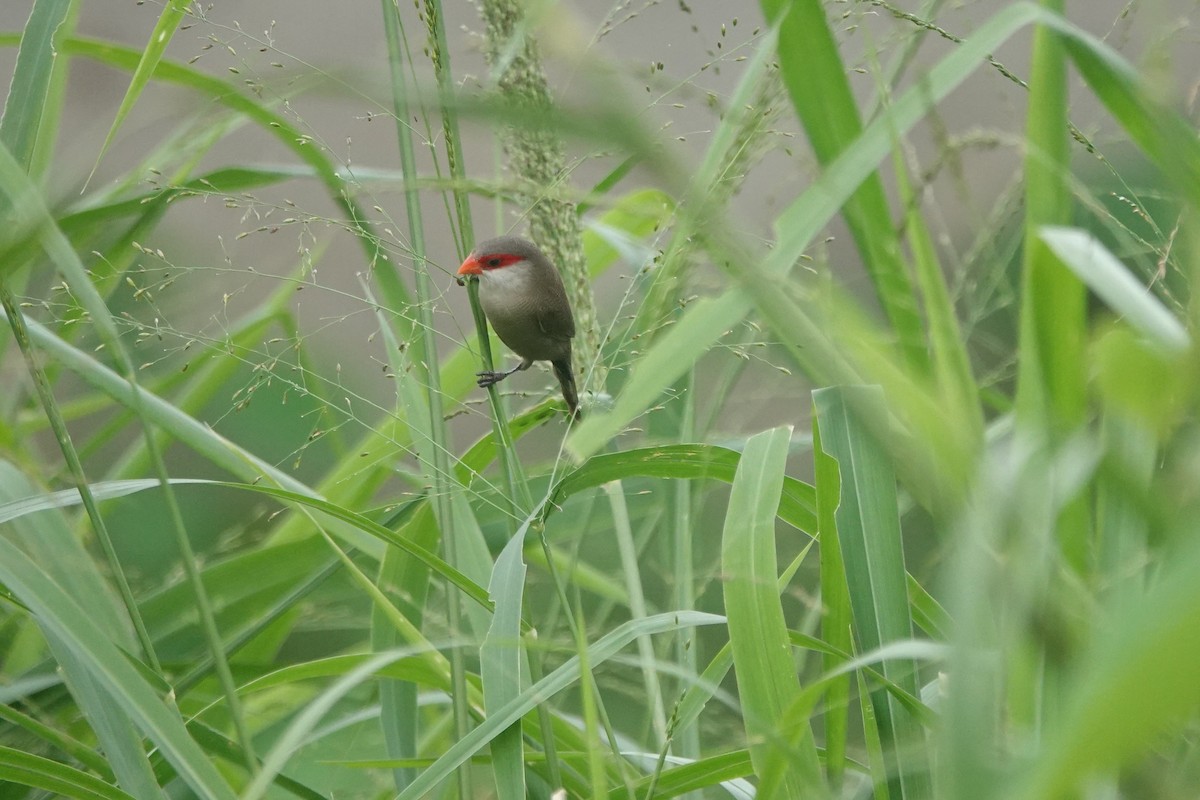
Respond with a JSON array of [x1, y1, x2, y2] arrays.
[[3, 474, 492, 613], [0, 476, 209, 525], [1040, 226, 1189, 351], [546, 443, 816, 534], [629, 749, 754, 798], [569, 2, 1045, 460], [0, 745, 135, 800], [241, 648, 427, 800], [481, 524, 530, 800], [721, 426, 822, 797], [0, 466, 139, 646], [892, 131, 983, 444], [604, 480, 668, 745], [0, 537, 237, 799], [395, 611, 726, 799], [0, 703, 113, 779], [1015, 0, 1081, 434], [0, 0, 73, 172], [372, 524, 431, 792], [2, 308, 385, 555], [813, 416, 851, 789], [761, 0, 925, 372], [45, 641, 165, 798], [216, 482, 493, 611], [1044, 17, 1200, 213], [1013, 534, 1200, 799], [813, 386, 930, 798], [89, 0, 188, 183]]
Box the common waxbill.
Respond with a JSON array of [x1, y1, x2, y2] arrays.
[[456, 235, 581, 419]]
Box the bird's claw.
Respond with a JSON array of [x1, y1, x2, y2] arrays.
[[476, 370, 505, 388]]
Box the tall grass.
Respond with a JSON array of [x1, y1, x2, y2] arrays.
[[1, 1, 1198, 798]]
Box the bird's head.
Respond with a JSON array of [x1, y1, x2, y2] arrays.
[[456, 236, 546, 283]]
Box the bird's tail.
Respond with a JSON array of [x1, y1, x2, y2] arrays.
[[551, 358, 581, 421]]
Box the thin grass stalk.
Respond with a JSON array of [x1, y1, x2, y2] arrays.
[[465, 278, 532, 509], [1017, 1, 1081, 428], [527, 509, 640, 792], [477, 0, 602, 392], [1015, 0, 1089, 573], [86, 0, 190, 188], [634, 44, 783, 346], [813, 415, 851, 790], [524, 632, 563, 790], [146, 437, 258, 770], [865, 0, 950, 120], [173, 556, 342, 696], [380, 3, 474, 795], [603, 481, 668, 747], [402, 0, 530, 516], [573, 599, 608, 800], [0, 0, 73, 421], [0, 288, 160, 672], [671, 372, 701, 762], [420, 0, 474, 255], [0, 153, 260, 769], [874, 57, 983, 453], [761, 0, 927, 375]]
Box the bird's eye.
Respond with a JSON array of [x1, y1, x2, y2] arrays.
[[486, 257, 501, 268]]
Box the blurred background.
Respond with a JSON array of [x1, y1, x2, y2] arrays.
[[2, 2, 1199, 796], [0, 0, 1190, 563]]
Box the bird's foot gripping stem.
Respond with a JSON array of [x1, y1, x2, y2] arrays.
[[475, 371, 508, 389], [475, 362, 526, 389]]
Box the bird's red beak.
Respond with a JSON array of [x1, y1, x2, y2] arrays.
[[457, 255, 482, 277]]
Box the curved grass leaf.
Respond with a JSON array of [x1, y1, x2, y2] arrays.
[[0, 0, 72, 172], [0, 477, 210, 524], [813, 386, 929, 798], [568, 3, 1048, 461], [0, 464, 164, 798], [1039, 226, 1189, 352], [395, 611, 726, 799], [0, 475, 492, 612], [90, 0, 189, 182], [0, 33, 405, 311], [761, 0, 924, 372], [720, 426, 821, 797], [629, 749, 755, 799], [183, 724, 328, 800], [1013, 533, 1200, 799], [481, 524, 530, 800], [545, 443, 817, 535], [0, 745, 135, 800], [241, 649, 428, 800], [0, 538, 236, 799]]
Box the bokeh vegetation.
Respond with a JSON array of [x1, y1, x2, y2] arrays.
[[1, 1, 1199, 798]]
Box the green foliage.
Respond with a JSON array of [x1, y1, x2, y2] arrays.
[[1, 1, 1199, 799]]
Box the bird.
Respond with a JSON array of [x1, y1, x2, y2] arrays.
[[456, 235, 581, 419]]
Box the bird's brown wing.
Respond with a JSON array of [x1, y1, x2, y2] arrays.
[[536, 292, 576, 340]]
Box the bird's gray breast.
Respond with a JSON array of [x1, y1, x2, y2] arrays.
[[479, 266, 571, 362]]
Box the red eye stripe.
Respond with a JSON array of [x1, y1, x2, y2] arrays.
[[481, 253, 523, 270]]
